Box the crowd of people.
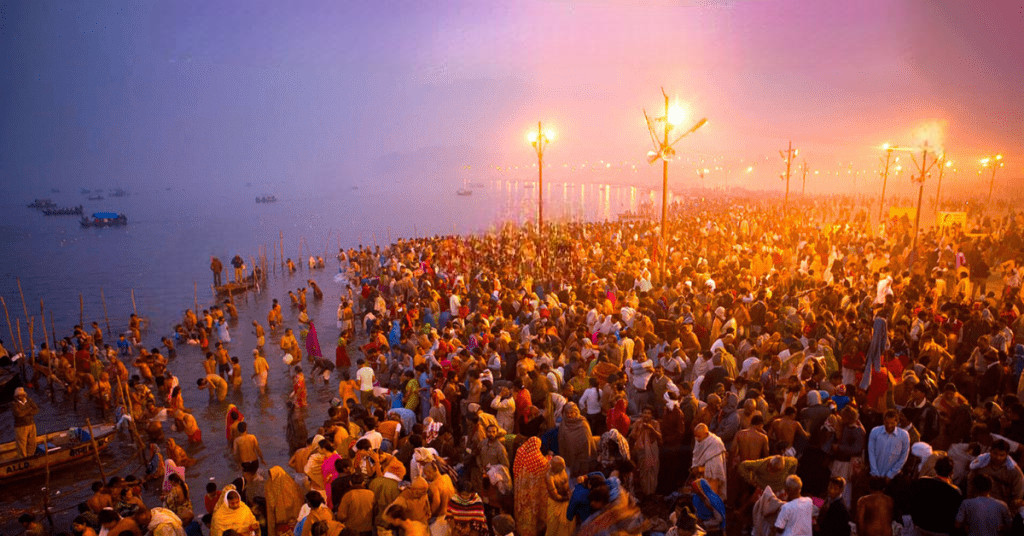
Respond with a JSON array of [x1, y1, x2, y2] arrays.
[[8, 195, 1024, 536]]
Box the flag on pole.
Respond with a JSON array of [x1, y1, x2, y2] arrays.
[[306, 320, 323, 359]]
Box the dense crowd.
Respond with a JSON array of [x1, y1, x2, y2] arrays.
[[9, 196, 1024, 536]]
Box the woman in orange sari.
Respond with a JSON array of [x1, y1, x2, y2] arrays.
[[513, 437, 550, 536]]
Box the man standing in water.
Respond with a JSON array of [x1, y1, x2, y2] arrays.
[[252, 349, 270, 395], [211, 256, 223, 287], [12, 387, 39, 457], [232, 421, 266, 476]]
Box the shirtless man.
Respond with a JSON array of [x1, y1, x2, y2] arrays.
[[733, 414, 770, 463], [738, 398, 762, 430], [232, 422, 266, 476], [197, 375, 228, 402], [383, 504, 429, 536], [856, 476, 894, 536], [769, 406, 807, 453], [87, 481, 113, 513], [732, 414, 771, 511], [98, 508, 141, 536]]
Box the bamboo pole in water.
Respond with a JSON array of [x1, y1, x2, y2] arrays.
[[193, 282, 199, 315], [39, 300, 48, 350], [115, 376, 149, 466], [42, 431, 54, 531], [280, 231, 284, 268], [131, 288, 138, 316], [17, 277, 29, 325], [49, 312, 57, 349], [80, 293, 84, 327], [1, 296, 16, 353], [16, 318, 24, 356], [85, 418, 108, 484], [101, 287, 112, 337]]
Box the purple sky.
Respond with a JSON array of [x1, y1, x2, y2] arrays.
[[2, 0, 1021, 193]]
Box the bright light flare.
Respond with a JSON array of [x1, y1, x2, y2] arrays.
[[667, 104, 687, 126], [544, 129, 556, 142], [527, 131, 538, 144], [881, 143, 891, 151], [746, 166, 753, 173]]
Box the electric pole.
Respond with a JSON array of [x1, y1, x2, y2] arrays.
[[801, 159, 808, 196], [878, 145, 896, 223], [779, 141, 796, 210]]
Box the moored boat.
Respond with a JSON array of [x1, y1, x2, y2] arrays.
[[0, 423, 117, 481], [42, 205, 84, 216], [87, 194, 104, 201], [256, 195, 277, 203], [80, 212, 128, 228]]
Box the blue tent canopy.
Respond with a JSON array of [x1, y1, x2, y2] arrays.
[[92, 212, 120, 219]]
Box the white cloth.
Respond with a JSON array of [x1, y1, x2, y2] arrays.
[[774, 496, 814, 536]]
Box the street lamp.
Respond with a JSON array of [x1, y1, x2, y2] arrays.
[[980, 154, 1004, 206], [528, 122, 554, 232], [643, 88, 707, 282]]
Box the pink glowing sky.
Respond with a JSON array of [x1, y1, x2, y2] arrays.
[[2, 0, 1021, 192]]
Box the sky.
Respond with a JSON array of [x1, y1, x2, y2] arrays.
[[1, 0, 1022, 194]]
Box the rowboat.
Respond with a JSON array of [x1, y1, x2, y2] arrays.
[[0, 423, 117, 480]]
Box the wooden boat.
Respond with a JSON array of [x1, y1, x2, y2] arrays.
[[0, 423, 117, 480], [80, 212, 128, 228], [42, 205, 84, 216], [87, 194, 104, 201], [456, 188, 473, 196], [0, 368, 23, 405], [256, 195, 277, 203]]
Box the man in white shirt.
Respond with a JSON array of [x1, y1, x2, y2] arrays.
[[774, 475, 813, 536], [490, 387, 516, 432], [356, 358, 376, 407], [630, 353, 655, 413], [579, 378, 604, 433]]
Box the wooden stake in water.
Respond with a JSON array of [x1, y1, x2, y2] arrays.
[[280, 231, 285, 268], [80, 293, 84, 327], [1, 296, 16, 354], [193, 281, 199, 315], [16, 318, 24, 357], [17, 277, 29, 326], [39, 300, 48, 350], [131, 288, 137, 316], [49, 312, 57, 349], [101, 287, 112, 337], [85, 418, 108, 483]]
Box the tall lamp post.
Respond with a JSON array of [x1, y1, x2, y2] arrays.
[[878, 143, 898, 223], [933, 156, 952, 211], [528, 122, 554, 232], [980, 154, 1004, 206], [643, 88, 707, 282], [909, 141, 940, 260]]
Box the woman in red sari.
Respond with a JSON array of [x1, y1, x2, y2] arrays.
[[225, 404, 244, 442], [606, 399, 630, 436], [513, 437, 550, 536], [291, 366, 307, 409]]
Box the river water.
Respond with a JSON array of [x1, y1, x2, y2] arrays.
[[0, 177, 658, 531]]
